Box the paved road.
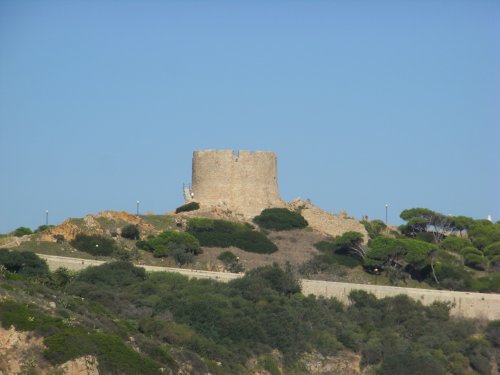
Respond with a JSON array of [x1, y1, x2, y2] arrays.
[[38, 254, 500, 320]]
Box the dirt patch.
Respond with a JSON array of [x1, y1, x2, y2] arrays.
[[194, 229, 326, 271]]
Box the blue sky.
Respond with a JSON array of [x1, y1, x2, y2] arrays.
[[1, 1, 499, 233]]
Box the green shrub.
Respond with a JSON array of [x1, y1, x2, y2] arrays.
[[146, 231, 201, 258], [231, 263, 301, 297], [218, 250, 238, 263], [253, 208, 308, 231], [361, 220, 386, 239], [121, 224, 140, 240], [310, 241, 363, 268], [188, 218, 277, 254], [471, 274, 500, 293], [484, 242, 500, 259], [489, 255, 500, 272], [70, 234, 116, 256], [0, 249, 49, 277], [170, 247, 194, 265], [175, 201, 200, 214], [34, 225, 54, 233], [432, 264, 473, 290], [485, 320, 500, 347], [44, 328, 161, 374], [217, 251, 244, 272], [136, 240, 153, 251], [414, 232, 436, 243], [464, 253, 487, 271], [439, 236, 472, 253], [258, 354, 281, 375], [0, 300, 63, 334], [461, 246, 483, 257], [13, 226, 33, 237], [74, 261, 146, 288], [468, 221, 500, 249]]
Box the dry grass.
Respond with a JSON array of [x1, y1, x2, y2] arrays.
[[194, 229, 325, 271]]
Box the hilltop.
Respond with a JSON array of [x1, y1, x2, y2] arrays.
[[2, 202, 499, 292], [1, 201, 368, 278]]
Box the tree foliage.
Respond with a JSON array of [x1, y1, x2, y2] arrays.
[[399, 208, 452, 243], [361, 219, 386, 239], [188, 218, 277, 254], [468, 221, 500, 249], [253, 208, 308, 231], [175, 201, 200, 214], [1, 260, 495, 374], [0, 249, 49, 277], [120, 224, 140, 240], [217, 251, 244, 272], [13, 226, 33, 237], [145, 230, 200, 260], [70, 234, 116, 256]]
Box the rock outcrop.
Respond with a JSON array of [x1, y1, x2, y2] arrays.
[[288, 199, 369, 243]]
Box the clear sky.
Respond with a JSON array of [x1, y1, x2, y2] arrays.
[[1, 0, 499, 233]]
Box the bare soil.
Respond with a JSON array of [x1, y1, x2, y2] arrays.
[[194, 229, 326, 271]]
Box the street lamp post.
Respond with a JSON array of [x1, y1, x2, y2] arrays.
[[385, 204, 389, 225], [136, 201, 140, 216], [45, 210, 49, 226]]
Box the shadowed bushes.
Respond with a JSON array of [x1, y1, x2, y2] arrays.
[[188, 218, 277, 254], [70, 234, 116, 256], [253, 208, 308, 231], [175, 201, 200, 214]]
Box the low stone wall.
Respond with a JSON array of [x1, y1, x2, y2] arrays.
[[39, 254, 500, 320], [301, 279, 500, 320]]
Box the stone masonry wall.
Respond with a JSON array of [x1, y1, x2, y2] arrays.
[[190, 150, 285, 217]]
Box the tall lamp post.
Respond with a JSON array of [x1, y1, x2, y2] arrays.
[[385, 204, 389, 225], [45, 210, 49, 226], [136, 200, 140, 216]]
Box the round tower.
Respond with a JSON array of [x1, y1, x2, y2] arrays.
[[190, 150, 284, 216]]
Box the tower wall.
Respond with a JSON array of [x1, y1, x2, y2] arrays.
[[191, 150, 284, 216]]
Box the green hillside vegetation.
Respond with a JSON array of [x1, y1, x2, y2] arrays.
[[253, 208, 308, 231], [138, 230, 201, 265], [3, 206, 499, 293], [187, 218, 278, 254], [0, 255, 498, 374], [175, 201, 200, 214], [300, 208, 500, 292]]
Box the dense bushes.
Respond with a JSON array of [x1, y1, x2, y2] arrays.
[[72, 261, 146, 288], [44, 328, 161, 374], [217, 251, 244, 273], [13, 226, 33, 237], [70, 234, 116, 256], [0, 249, 49, 277], [439, 236, 472, 253], [361, 219, 386, 239], [62, 262, 493, 373], [175, 201, 200, 214], [0, 300, 63, 334], [253, 208, 308, 231], [310, 240, 363, 268], [188, 218, 277, 254], [121, 224, 140, 240], [1, 260, 497, 374], [141, 230, 201, 264]]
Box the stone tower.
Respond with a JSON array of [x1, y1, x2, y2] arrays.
[[187, 150, 285, 216]]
